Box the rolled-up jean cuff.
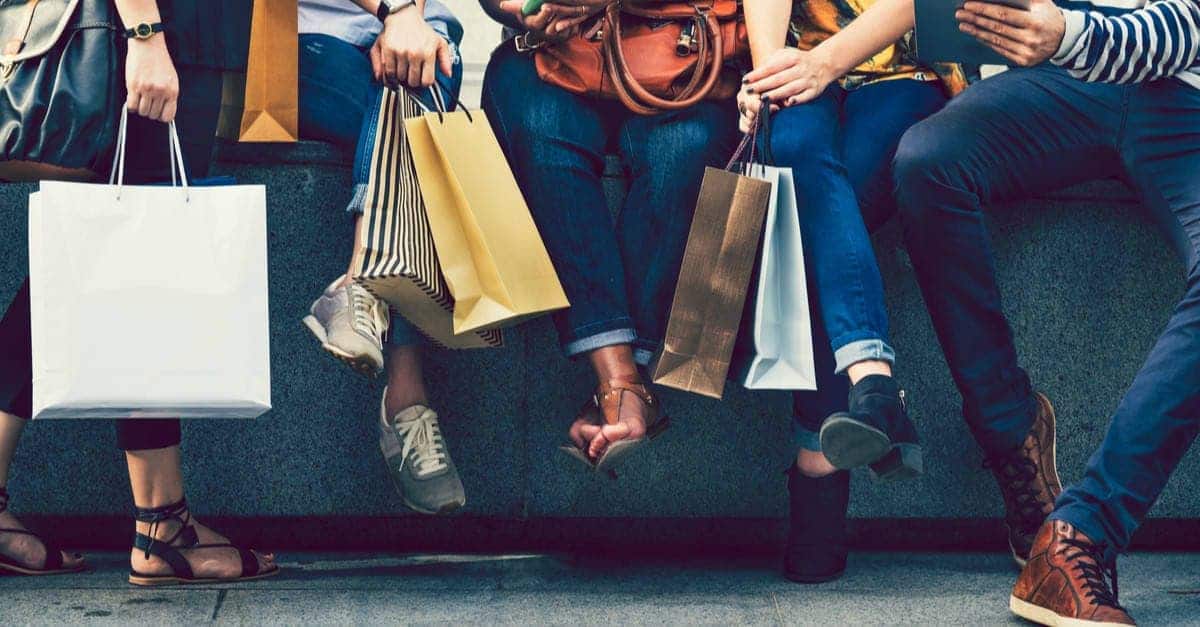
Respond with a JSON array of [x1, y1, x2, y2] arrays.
[[834, 339, 896, 374], [345, 183, 369, 214], [388, 314, 422, 347], [794, 425, 822, 453], [564, 328, 638, 359], [633, 339, 659, 367]]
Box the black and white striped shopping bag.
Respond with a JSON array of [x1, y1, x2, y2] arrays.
[[351, 87, 502, 349]]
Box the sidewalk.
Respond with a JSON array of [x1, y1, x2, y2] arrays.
[[1, 552, 1197, 625]]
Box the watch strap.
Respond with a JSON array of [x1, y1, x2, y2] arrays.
[[124, 22, 165, 40], [376, 0, 414, 21]]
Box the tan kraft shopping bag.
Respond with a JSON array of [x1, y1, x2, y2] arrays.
[[404, 108, 569, 335], [352, 88, 501, 349], [651, 140, 772, 399], [217, 0, 299, 142]]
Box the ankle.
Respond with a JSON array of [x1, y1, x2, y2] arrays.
[[385, 387, 430, 416], [846, 360, 892, 386], [796, 451, 838, 478]]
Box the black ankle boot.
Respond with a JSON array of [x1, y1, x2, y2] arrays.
[[783, 468, 849, 583], [818, 375, 922, 481]]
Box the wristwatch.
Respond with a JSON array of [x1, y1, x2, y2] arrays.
[[123, 22, 165, 40], [376, 0, 417, 21]]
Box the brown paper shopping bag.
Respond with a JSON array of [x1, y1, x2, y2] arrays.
[[404, 106, 570, 335], [651, 130, 773, 399], [217, 0, 299, 142], [352, 88, 501, 349]]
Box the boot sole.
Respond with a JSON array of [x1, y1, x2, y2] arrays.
[[868, 443, 924, 482], [819, 414, 892, 470], [302, 316, 383, 377], [1009, 594, 1130, 626]]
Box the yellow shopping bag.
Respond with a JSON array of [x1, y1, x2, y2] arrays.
[[405, 105, 569, 335]]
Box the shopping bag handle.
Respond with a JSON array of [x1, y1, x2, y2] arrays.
[[395, 84, 475, 124], [107, 108, 191, 201], [725, 98, 775, 173]]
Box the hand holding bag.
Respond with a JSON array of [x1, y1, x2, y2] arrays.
[[651, 115, 773, 399], [29, 109, 271, 419], [0, 0, 122, 181]]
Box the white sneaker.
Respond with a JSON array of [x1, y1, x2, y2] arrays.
[[379, 390, 466, 515], [303, 276, 389, 376]]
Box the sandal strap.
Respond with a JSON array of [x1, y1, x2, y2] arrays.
[[132, 498, 198, 563], [134, 532, 195, 579], [188, 542, 260, 578], [0, 526, 64, 571], [0, 486, 8, 514], [594, 379, 658, 426]]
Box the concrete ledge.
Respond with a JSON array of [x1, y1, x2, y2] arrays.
[[2, 139, 1197, 537]]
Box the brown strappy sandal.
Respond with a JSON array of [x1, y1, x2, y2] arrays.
[[0, 487, 86, 576], [128, 498, 279, 586], [560, 379, 671, 473]]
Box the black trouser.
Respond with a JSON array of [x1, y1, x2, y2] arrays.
[[0, 67, 222, 451]]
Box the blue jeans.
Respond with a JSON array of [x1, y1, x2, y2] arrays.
[[480, 43, 738, 363], [771, 79, 947, 377], [894, 65, 1200, 560], [770, 79, 947, 449], [298, 33, 463, 347]]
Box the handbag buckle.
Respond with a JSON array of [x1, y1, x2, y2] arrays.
[[514, 32, 546, 52]]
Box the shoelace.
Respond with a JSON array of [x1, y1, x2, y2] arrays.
[[1060, 538, 1125, 611], [983, 453, 1046, 532], [393, 411, 449, 477], [347, 283, 386, 341]]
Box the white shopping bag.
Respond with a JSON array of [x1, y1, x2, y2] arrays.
[[28, 112, 271, 419], [742, 164, 817, 391]]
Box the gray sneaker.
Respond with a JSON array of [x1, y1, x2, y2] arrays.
[[303, 276, 389, 376], [379, 390, 466, 515]]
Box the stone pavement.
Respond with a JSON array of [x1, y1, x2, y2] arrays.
[[1, 552, 1197, 625]]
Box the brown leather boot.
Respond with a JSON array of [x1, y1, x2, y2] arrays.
[[986, 392, 1062, 566], [1010, 520, 1134, 626]]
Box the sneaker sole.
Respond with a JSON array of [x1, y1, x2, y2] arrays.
[[302, 315, 383, 378], [1009, 594, 1130, 626], [386, 469, 467, 516], [868, 443, 924, 482], [820, 414, 892, 470]]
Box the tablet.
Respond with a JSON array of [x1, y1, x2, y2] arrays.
[[915, 0, 1032, 66]]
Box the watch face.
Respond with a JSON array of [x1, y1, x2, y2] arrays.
[[136, 23, 152, 38]]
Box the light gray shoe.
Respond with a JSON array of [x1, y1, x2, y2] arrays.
[[379, 390, 466, 515], [303, 276, 389, 376]]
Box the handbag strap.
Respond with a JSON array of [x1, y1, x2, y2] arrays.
[[107, 108, 190, 201], [2, 0, 40, 56], [604, 3, 725, 114]]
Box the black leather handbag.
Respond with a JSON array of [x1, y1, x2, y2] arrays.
[[0, 0, 122, 182]]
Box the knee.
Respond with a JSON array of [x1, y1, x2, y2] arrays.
[[892, 119, 971, 224], [767, 114, 839, 179]]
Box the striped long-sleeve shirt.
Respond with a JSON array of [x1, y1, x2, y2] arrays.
[[1051, 0, 1200, 88]]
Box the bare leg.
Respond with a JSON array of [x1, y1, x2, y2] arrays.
[[384, 345, 431, 416], [0, 412, 84, 569], [797, 448, 838, 478], [340, 215, 366, 288], [126, 445, 274, 578], [845, 359, 892, 385]]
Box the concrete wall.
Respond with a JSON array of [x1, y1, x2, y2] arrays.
[[2, 143, 1197, 526]]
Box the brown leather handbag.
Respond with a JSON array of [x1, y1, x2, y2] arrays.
[[532, 0, 748, 115]]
